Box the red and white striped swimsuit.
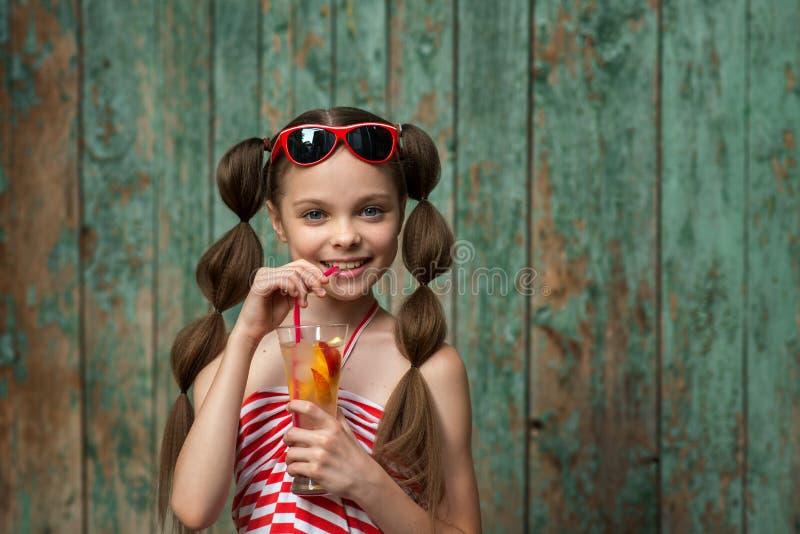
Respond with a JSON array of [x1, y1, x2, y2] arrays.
[[233, 302, 383, 533]]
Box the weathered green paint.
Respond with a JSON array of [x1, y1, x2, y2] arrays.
[[2, 2, 800, 533], [334, 0, 386, 112], [530, 2, 659, 532], [82, 0, 156, 530], [0, 1, 82, 533], [152, 0, 214, 531], [333, 0, 391, 311], [260, 0, 291, 268], [387, 0, 455, 322], [292, 0, 334, 112], [211, 0, 262, 330], [457, 1, 529, 530], [746, 0, 800, 531], [661, 0, 747, 531]]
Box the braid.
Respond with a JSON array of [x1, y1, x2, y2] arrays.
[[157, 137, 269, 533], [373, 123, 454, 522]]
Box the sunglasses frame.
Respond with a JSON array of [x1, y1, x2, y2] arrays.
[[270, 122, 400, 166]]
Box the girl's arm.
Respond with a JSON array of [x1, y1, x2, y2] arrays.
[[170, 325, 259, 529], [361, 343, 481, 533], [285, 343, 481, 533], [170, 262, 329, 529]]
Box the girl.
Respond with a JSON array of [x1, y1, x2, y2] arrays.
[[159, 107, 480, 533]]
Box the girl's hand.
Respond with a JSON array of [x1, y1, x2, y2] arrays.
[[283, 400, 376, 500], [234, 260, 330, 343]]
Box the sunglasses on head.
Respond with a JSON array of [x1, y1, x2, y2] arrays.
[[269, 122, 399, 166]]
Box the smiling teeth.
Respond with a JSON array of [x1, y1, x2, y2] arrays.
[[324, 260, 367, 270]]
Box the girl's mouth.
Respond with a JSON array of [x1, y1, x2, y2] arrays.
[[321, 258, 372, 279]]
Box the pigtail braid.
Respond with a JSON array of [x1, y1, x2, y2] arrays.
[[373, 124, 454, 522], [158, 137, 269, 533]]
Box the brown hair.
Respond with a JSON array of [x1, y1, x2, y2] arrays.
[[158, 107, 453, 530]]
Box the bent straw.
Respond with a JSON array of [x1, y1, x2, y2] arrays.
[[294, 265, 340, 343]]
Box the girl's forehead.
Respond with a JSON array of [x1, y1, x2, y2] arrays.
[[280, 150, 399, 204]]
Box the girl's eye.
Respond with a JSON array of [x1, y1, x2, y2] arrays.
[[302, 210, 325, 221], [362, 206, 384, 217]]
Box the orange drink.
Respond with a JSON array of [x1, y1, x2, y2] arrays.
[[276, 324, 348, 495]]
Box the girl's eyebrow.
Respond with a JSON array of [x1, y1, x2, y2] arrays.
[[292, 193, 393, 207]]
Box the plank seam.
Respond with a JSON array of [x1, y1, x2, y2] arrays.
[[384, 0, 391, 120], [741, 0, 751, 531], [655, 1, 664, 532], [76, 0, 88, 530], [151, 3, 160, 532], [330, 0, 336, 106], [289, 1, 295, 116], [257, 0, 263, 138], [523, 0, 535, 531], [451, 0, 459, 350], [208, 0, 216, 252]]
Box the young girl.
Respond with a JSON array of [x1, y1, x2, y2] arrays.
[[159, 107, 480, 533]]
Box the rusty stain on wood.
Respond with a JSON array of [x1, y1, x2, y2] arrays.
[[1, 1, 82, 532], [2, 1, 799, 532]]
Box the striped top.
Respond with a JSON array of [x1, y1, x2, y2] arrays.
[[233, 388, 385, 533], [233, 301, 383, 533]]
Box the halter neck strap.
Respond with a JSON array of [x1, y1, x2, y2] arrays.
[[341, 300, 380, 366]]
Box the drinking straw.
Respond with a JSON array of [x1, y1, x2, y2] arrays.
[[294, 265, 339, 343]]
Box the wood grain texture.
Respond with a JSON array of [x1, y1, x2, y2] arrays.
[[456, 0, 529, 530], [153, 1, 214, 531], [0, 1, 82, 531], [4, 2, 800, 532], [292, 0, 333, 112], [258, 0, 291, 286], [387, 0, 455, 328], [81, 0, 157, 530], [333, 0, 393, 311], [334, 0, 386, 112], [529, 2, 659, 532], [746, 0, 800, 530], [661, 0, 747, 531], [212, 0, 264, 328]]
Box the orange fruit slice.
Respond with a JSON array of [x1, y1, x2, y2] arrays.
[[311, 368, 333, 405]]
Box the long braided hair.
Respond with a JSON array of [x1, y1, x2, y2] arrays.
[[158, 107, 454, 530]]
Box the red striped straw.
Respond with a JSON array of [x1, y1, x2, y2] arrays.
[[294, 265, 339, 343]]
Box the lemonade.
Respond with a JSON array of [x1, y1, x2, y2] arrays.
[[279, 335, 344, 418], [275, 325, 348, 495]]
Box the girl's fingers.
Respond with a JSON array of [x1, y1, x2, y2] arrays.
[[278, 271, 305, 306], [285, 400, 333, 428], [252, 264, 327, 303], [284, 445, 316, 465], [294, 261, 330, 294], [297, 259, 331, 281], [295, 268, 326, 298], [283, 426, 318, 448], [285, 460, 316, 479]]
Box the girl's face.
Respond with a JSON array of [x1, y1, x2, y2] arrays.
[[267, 147, 405, 301]]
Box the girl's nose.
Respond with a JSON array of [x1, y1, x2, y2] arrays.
[[331, 221, 362, 248]]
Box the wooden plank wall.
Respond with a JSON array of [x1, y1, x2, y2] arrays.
[[1, 1, 797, 533]]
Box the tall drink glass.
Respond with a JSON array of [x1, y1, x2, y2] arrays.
[[275, 323, 348, 495]]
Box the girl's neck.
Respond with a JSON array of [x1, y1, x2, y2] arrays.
[[295, 291, 380, 330]]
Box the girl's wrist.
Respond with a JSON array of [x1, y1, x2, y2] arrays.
[[347, 454, 393, 505], [228, 324, 264, 357]]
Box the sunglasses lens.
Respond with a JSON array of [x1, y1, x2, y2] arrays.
[[286, 128, 336, 164], [346, 125, 395, 162]]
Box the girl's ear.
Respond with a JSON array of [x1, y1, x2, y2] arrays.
[[266, 200, 288, 243]]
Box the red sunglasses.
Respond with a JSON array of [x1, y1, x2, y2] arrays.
[[269, 122, 399, 166]]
